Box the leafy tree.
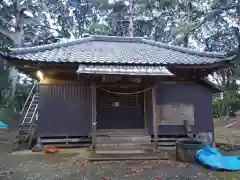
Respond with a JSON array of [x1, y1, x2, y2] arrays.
[[0, 0, 47, 101]]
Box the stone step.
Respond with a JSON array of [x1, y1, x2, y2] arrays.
[[41, 143, 91, 148], [96, 143, 154, 151], [158, 146, 176, 151], [88, 151, 168, 160], [157, 142, 176, 146], [156, 138, 189, 142], [96, 149, 146, 154], [96, 132, 150, 137], [96, 129, 148, 132], [95, 129, 151, 154], [96, 129, 149, 136], [96, 136, 150, 143]]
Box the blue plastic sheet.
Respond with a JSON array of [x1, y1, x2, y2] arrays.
[[196, 145, 240, 171], [0, 121, 8, 129]]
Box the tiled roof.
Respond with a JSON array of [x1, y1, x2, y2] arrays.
[[77, 64, 174, 76], [0, 35, 235, 65]]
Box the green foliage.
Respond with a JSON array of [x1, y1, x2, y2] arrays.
[[213, 89, 240, 118], [0, 47, 9, 52]]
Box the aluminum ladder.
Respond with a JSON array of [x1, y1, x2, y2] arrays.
[[21, 93, 39, 125], [18, 82, 39, 144]]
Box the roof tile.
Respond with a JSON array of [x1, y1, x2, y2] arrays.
[[77, 64, 174, 76], [1, 35, 235, 65]]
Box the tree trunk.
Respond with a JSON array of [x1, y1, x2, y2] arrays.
[[9, 33, 22, 100], [128, 0, 134, 37], [183, 1, 192, 47]]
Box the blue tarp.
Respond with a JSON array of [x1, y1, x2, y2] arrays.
[[0, 121, 8, 129], [196, 145, 240, 171]]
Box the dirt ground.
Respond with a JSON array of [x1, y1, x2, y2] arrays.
[[212, 119, 240, 179], [214, 118, 240, 145], [0, 149, 221, 180], [0, 119, 239, 180]]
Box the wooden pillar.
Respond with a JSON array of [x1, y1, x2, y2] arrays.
[[152, 86, 158, 150], [91, 82, 97, 149], [144, 91, 147, 129]]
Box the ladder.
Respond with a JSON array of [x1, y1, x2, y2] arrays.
[[18, 82, 39, 145], [21, 93, 39, 125]]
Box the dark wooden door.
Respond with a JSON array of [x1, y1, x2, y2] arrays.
[[96, 87, 144, 129]]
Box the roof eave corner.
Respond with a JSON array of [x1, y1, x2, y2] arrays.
[[198, 78, 223, 93]]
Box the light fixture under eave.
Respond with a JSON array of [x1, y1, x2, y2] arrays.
[[36, 70, 44, 80]]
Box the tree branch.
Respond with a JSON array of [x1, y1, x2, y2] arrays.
[[176, 3, 238, 45], [0, 27, 16, 41], [0, 16, 14, 26]]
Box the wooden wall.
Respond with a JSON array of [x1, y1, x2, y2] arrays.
[[146, 83, 213, 135], [37, 80, 213, 137], [38, 83, 92, 137]]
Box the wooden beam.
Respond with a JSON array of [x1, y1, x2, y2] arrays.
[[152, 85, 158, 150], [91, 82, 97, 150]]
